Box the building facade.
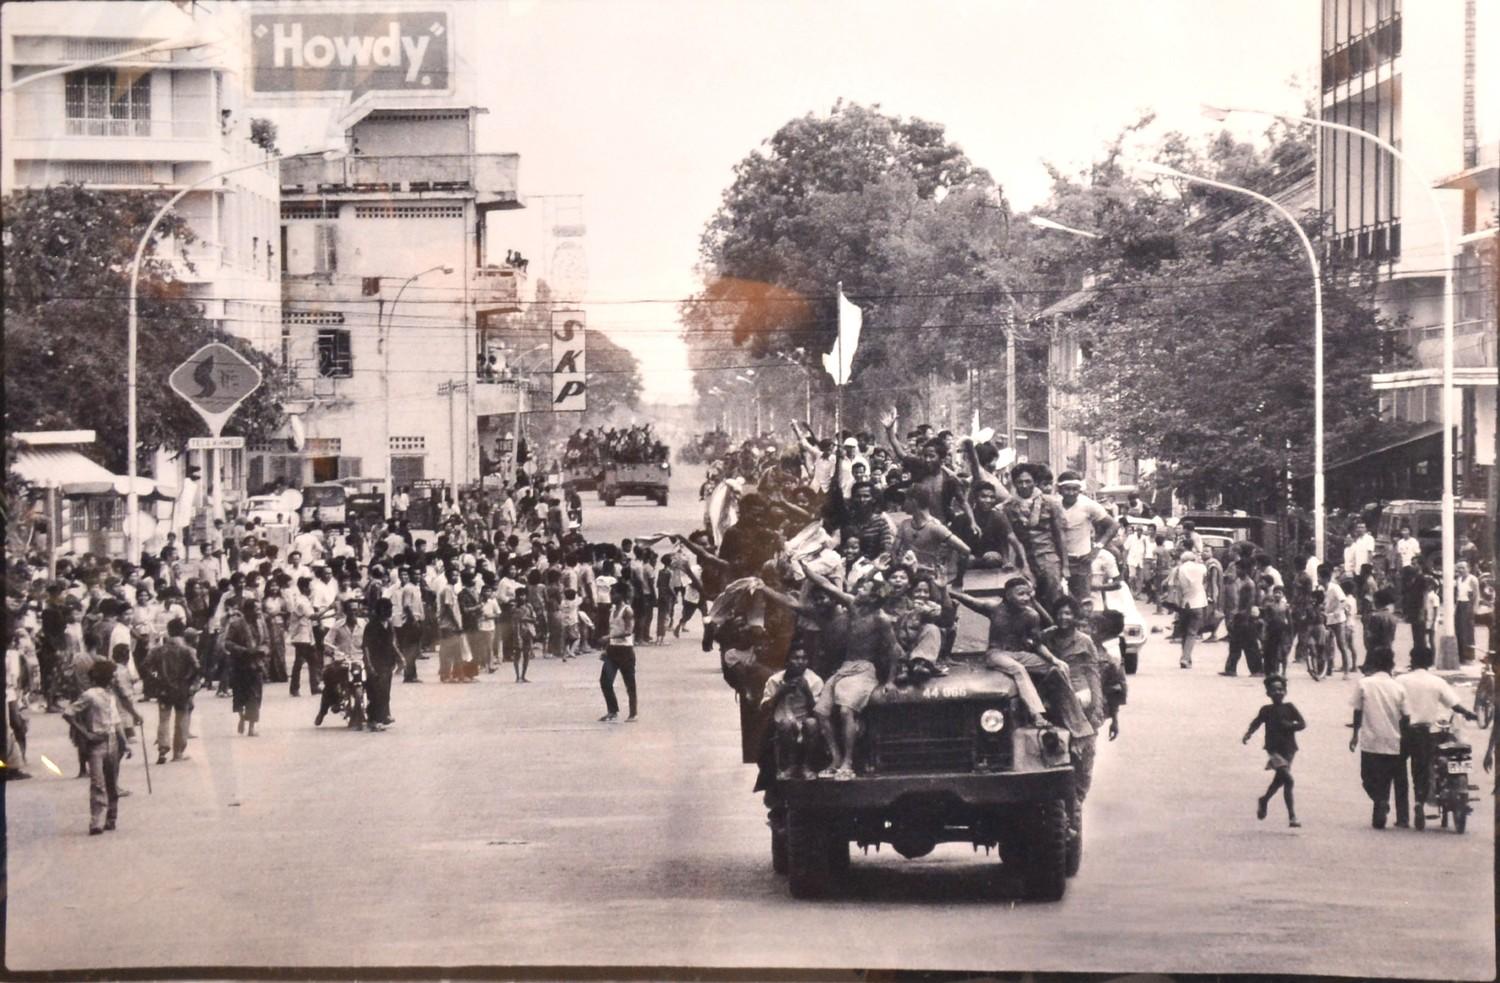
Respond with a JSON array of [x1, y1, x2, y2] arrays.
[[264, 104, 526, 494], [1320, 0, 1498, 514]]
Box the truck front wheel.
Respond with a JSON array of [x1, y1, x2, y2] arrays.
[[1022, 799, 1070, 901], [786, 807, 832, 899]]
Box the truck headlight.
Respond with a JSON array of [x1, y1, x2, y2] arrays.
[[979, 708, 1005, 733]]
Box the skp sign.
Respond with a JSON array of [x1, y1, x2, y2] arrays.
[[551, 311, 587, 412], [251, 10, 450, 96]]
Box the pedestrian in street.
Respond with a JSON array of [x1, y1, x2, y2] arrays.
[[393, 565, 424, 683], [436, 569, 465, 683], [1454, 561, 1479, 663], [223, 598, 267, 737], [288, 576, 321, 697], [362, 597, 399, 731], [143, 619, 198, 764], [1349, 645, 1410, 829], [1243, 674, 1304, 827], [600, 581, 638, 722], [1399, 644, 1478, 829], [1173, 551, 1209, 669], [1221, 559, 1263, 677], [62, 658, 139, 835], [261, 578, 289, 684]]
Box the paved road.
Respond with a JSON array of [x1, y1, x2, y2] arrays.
[[6, 466, 1493, 977]]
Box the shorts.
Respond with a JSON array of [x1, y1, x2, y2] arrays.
[[1179, 605, 1207, 635], [1266, 751, 1295, 771], [815, 660, 878, 714]]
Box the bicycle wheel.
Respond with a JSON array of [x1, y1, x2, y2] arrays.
[[1476, 691, 1494, 730], [1305, 632, 1326, 681]]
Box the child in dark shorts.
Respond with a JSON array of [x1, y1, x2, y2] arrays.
[[1243, 674, 1305, 827]]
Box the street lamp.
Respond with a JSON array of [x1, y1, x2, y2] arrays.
[[1203, 102, 1461, 663], [381, 264, 453, 500], [1029, 215, 1102, 239], [1126, 157, 1327, 562], [769, 347, 814, 426], [125, 145, 342, 560], [735, 374, 762, 435]]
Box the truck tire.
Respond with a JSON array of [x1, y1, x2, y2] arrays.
[[786, 807, 832, 899], [1016, 799, 1069, 902], [657, 491, 669, 507], [827, 836, 850, 873], [1065, 798, 1082, 877], [1123, 649, 1138, 675]]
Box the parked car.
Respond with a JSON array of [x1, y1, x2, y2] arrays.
[[1094, 579, 1147, 675], [298, 482, 348, 529]]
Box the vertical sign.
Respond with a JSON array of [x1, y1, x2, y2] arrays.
[[551, 310, 587, 412]]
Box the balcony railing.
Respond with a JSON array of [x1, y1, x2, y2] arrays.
[[14, 114, 213, 140], [473, 265, 524, 311], [281, 153, 520, 201]]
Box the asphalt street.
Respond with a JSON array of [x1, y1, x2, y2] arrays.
[[4, 466, 1493, 978]]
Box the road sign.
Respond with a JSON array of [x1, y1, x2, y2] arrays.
[[551, 310, 587, 412], [169, 343, 263, 438], [250, 10, 452, 97], [186, 436, 246, 451]]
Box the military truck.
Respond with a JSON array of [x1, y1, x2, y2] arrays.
[[598, 460, 671, 506], [756, 569, 1078, 901]]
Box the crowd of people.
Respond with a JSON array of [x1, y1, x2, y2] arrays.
[[2, 473, 714, 832], [561, 424, 670, 468]]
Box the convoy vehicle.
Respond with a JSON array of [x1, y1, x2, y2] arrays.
[[337, 477, 387, 524], [563, 462, 602, 491], [298, 482, 348, 529], [758, 569, 1078, 901], [599, 461, 671, 506], [1370, 499, 1492, 578]]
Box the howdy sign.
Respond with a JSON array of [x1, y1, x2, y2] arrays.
[[551, 310, 587, 412], [250, 10, 450, 95]]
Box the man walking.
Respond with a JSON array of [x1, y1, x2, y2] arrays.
[[1055, 471, 1118, 603], [392, 566, 425, 683], [1349, 645, 1410, 829], [144, 620, 198, 764], [1399, 645, 1478, 829], [1454, 561, 1480, 663], [1173, 551, 1209, 669]]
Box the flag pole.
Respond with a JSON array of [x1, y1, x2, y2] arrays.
[[835, 282, 844, 434]]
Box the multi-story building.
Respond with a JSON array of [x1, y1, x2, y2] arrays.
[[2, 1, 282, 350], [3, 0, 284, 513], [1320, 0, 1497, 512], [264, 103, 527, 493]]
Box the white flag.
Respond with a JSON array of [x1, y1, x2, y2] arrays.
[[822, 282, 862, 386]]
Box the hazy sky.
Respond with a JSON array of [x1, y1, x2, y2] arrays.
[[464, 0, 1318, 403]]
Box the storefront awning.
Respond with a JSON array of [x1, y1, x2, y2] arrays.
[[13, 447, 176, 498]]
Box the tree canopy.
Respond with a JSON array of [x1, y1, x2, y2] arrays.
[[3, 184, 287, 473], [684, 101, 1045, 433]]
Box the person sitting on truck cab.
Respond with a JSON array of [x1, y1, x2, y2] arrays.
[[801, 567, 902, 781], [950, 577, 1094, 739]]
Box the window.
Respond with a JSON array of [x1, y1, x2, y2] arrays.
[[316, 329, 353, 378], [64, 69, 151, 136], [280, 226, 289, 273], [354, 203, 464, 219], [314, 223, 338, 274]]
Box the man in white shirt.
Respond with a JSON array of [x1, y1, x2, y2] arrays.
[[1454, 561, 1480, 662], [1173, 551, 1209, 669], [1394, 526, 1422, 569], [1123, 526, 1147, 595], [281, 550, 311, 588], [1056, 471, 1118, 602], [1350, 645, 1410, 828], [1348, 521, 1375, 573], [292, 527, 326, 564], [307, 563, 341, 665], [1400, 645, 1478, 829]]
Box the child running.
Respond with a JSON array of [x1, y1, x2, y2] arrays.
[[1242, 673, 1305, 827]]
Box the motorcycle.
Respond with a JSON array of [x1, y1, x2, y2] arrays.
[[315, 658, 367, 730], [1426, 720, 1478, 834]]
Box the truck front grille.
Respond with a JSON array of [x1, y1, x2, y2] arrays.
[[868, 705, 976, 774]]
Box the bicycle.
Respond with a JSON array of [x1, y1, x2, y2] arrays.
[[1300, 624, 1329, 681]]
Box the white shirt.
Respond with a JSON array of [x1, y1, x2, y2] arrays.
[[1124, 533, 1146, 568], [1258, 565, 1284, 589], [1176, 560, 1208, 609], [1456, 574, 1478, 603], [1399, 668, 1462, 726], [1060, 494, 1110, 558], [1305, 555, 1321, 581], [1395, 536, 1421, 567], [1323, 580, 1347, 625], [1090, 549, 1120, 588], [1348, 533, 1374, 572], [309, 577, 340, 627], [293, 531, 326, 560], [1352, 672, 1408, 755]]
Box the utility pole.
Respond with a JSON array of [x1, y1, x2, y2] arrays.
[[1005, 317, 1018, 451]]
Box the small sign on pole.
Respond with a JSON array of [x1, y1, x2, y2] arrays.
[[186, 436, 246, 451], [550, 310, 587, 412], [169, 343, 263, 438]]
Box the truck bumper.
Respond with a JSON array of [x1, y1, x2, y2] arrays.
[[780, 768, 1073, 811]]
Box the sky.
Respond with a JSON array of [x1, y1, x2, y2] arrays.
[[247, 0, 1320, 404], [464, 0, 1319, 403]]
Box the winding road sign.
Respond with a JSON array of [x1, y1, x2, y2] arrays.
[[169, 343, 263, 438]]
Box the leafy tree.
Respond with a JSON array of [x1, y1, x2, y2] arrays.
[[685, 101, 1045, 434], [249, 117, 279, 154], [1030, 121, 1410, 510], [3, 184, 286, 473]]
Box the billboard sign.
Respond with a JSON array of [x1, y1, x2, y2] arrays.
[[250, 10, 451, 96], [168, 343, 263, 438], [551, 310, 587, 412]]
